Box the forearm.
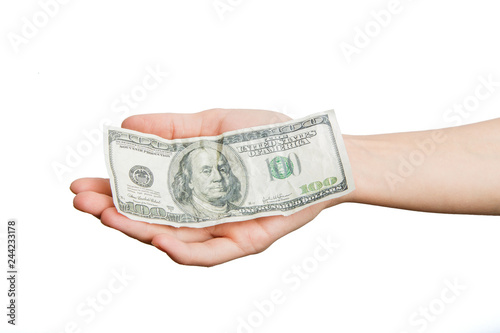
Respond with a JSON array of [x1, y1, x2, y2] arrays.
[[341, 119, 500, 215]]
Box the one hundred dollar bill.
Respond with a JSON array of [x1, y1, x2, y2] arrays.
[[104, 110, 354, 228]]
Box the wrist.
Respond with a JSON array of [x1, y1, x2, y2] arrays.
[[323, 134, 368, 208], [322, 133, 392, 209], [335, 134, 389, 206]]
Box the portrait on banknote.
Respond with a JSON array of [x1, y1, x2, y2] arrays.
[[169, 140, 248, 219]]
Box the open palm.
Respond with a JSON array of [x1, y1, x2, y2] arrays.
[[71, 108, 334, 266]]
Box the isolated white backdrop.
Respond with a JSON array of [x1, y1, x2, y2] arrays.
[[1, 0, 500, 332]]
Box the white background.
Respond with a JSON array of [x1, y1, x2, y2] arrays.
[[1, 0, 500, 332]]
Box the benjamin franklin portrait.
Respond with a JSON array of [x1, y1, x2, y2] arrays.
[[171, 142, 243, 219]]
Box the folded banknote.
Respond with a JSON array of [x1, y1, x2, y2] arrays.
[[104, 110, 354, 228]]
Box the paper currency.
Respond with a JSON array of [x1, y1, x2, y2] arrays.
[[104, 110, 354, 228]]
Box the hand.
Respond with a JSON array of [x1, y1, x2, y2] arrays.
[[71, 108, 343, 266]]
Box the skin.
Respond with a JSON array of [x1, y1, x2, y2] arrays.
[[188, 149, 230, 206], [70, 108, 500, 267]]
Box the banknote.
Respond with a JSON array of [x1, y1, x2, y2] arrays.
[[104, 110, 354, 228]]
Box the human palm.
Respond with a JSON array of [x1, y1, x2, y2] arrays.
[[71, 108, 333, 266]]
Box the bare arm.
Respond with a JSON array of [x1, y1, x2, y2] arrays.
[[71, 110, 500, 267], [341, 118, 500, 215]]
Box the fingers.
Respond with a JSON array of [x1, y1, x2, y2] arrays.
[[99, 207, 214, 244], [151, 233, 247, 267], [73, 191, 114, 218], [70, 178, 112, 196], [71, 177, 215, 244], [100, 207, 159, 243]]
